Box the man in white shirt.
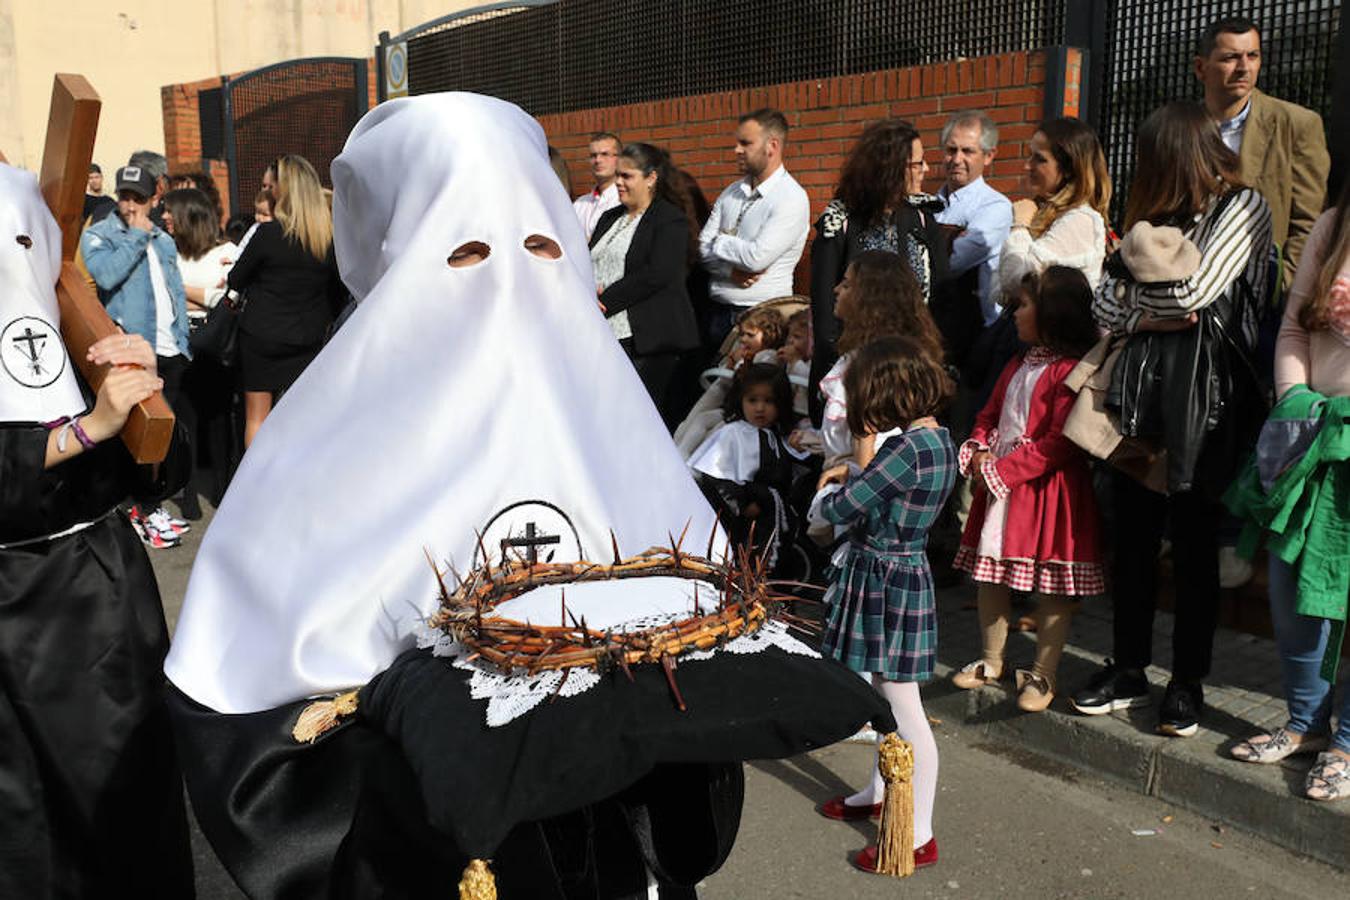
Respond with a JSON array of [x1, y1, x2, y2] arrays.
[[572, 132, 622, 241], [934, 111, 1012, 331], [698, 109, 810, 346]]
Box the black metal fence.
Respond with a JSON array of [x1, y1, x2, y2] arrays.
[[389, 0, 1070, 113], [385, 0, 1344, 223], [1095, 0, 1341, 221], [222, 58, 369, 214]]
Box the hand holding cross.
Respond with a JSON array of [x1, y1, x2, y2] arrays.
[[35, 74, 174, 463]]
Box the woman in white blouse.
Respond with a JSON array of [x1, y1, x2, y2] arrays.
[[163, 187, 239, 512], [999, 117, 1112, 298]]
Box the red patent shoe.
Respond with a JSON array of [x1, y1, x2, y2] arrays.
[[851, 837, 938, 873], [818, 795, 882, 821]]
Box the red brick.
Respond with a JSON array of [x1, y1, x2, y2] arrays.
[[998, 86, 1041, 106], [842, 103, 888, 122], [942, 90, 997, 112], [892, 97, 940, 117]]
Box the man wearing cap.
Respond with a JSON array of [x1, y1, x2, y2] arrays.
[[81, 164, 194, 546]]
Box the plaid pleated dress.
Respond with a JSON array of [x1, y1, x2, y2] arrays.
[[819, 427, 957, 681]]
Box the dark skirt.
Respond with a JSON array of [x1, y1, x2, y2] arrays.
[[0, 514, 194, 898], [822, 542, 938, 681], [239, 330, 322, 394]]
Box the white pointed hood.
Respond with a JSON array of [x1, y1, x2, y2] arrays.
[[166, 93, 723, 714], [0, 164, 86, 424]]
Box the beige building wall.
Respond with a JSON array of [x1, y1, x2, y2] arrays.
[[0, 0, 478, 176]]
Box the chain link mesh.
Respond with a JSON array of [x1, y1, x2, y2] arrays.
[[225, 60, 366, 213], [404, 0, 1069, 114], [1097, 0, 1340, 222]]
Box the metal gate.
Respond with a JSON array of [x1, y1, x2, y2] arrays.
[[222, 57, 369, 214], [1090, 0, 1341, 222]]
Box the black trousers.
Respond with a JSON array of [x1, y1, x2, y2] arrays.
[[621, 339, 682, 433], [139, 353, 196, 506], [1110, 470, 1222, 682]]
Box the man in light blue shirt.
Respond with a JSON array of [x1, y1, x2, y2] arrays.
[[934, 111, 1012, 328]]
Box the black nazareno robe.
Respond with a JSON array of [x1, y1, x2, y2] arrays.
[[168, 638, 895, 899], [0, 419, 194, 899]]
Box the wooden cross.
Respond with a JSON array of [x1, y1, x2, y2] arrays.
[[500, 522, 561, 565], [31, 74, 174, 463]]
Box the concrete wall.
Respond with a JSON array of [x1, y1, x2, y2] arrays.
[[0, 0, 474, 176]]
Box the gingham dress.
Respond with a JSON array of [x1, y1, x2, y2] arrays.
[[819, 427, 958, 681]]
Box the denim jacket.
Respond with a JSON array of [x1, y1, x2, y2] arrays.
[[81, 213, 192, 358]]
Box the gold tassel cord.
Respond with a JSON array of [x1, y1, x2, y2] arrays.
[[291, 690, 360, 744], [874, 733, 916, 878], [459, 859, 497, 900]]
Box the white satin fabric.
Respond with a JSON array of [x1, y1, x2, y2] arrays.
[[0, 164, 86, 424], [166, 93, 724, 714]]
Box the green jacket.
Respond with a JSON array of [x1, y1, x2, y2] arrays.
[[1225, 387, 1350, 681]]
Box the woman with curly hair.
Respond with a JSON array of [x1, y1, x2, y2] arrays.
[[809, 119, 948, 420], [817, 249, 945, 466]]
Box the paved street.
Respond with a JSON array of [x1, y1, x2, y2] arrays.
[[151, 503, 1348, 899]]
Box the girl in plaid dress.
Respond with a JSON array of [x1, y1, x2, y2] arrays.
[[951, 267, 1104, 713], [814, 336, 957, 874]]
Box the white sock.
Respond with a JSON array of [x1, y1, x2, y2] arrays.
[[843, 677, 938, 848]]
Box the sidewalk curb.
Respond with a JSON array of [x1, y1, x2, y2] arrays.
[[923, 677, 1350, 870]]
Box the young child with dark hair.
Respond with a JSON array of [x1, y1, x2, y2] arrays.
[[688, 362, 802, 565], [674, 306, 789, 457], [950, 265, 1104, 713], [813, 335, 957, 873]]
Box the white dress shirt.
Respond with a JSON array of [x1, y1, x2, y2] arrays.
[[698, 165, 810, 307], [936, 176, 1013, 325], [573, 182, 621, 241]]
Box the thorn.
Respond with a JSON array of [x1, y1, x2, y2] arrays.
[[561, 587, 567, 628], [676, 518, 690, 553], [706, 516, 720, 560], [661, 655, 687, 712], [617, 655, 635, 682], [668, 531, 681, 567], [611, 529, 622, 565]]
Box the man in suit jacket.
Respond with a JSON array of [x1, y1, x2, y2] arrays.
[[1195, 16, 1329, 286]]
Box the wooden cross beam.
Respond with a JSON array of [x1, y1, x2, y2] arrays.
[[37, 74, 173, 463]]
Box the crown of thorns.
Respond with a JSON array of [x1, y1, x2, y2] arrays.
[[427, 523, 809, 710]]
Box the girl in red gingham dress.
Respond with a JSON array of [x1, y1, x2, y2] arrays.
[[951, 266, 1104, 713]]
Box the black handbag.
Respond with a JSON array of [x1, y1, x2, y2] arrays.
[[190, 290, 245, 365]]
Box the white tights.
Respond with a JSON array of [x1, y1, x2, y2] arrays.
[[845, 678, 937, 848]]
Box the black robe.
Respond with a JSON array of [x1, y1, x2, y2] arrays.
[[168, 634, 895, 899], [0, 420, 194, 899]]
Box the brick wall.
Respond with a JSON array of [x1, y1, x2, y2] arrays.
[[541, 50, 1073, 222]]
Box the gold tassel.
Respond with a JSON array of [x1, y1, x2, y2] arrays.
[[291, 691, 360, 743], [874, 733, 916, 877], [458, 858, 497, 900]]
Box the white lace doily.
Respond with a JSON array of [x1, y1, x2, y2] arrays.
[[416, 616, 818, 728]]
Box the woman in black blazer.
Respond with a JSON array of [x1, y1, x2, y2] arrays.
[[589, 142, 700, 428]]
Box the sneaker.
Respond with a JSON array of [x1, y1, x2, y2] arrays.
[[1157, 680, 1203, 737], [147, 506, 190, 536], [129, 506, 180, 549], [1069, 661, 1150, 716]]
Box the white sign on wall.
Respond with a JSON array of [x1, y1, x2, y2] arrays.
[[385, 40, 409, 99]]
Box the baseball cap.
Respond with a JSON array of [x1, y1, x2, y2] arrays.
[[115, 165, 156, 199]]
